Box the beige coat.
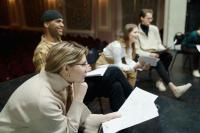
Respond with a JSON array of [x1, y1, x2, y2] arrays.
[[0, 69, 94, 133], [135, 24, 166, 57]]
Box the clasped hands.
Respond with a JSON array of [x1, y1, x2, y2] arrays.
[[134, 52, 160, 70], [134, 60, 151, 71]]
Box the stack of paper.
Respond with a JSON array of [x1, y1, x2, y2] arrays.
[[138, 56, 159, 66], [86, 65, 108, 77], [102, 87, 159, 133], [196, 45, 200, 52]]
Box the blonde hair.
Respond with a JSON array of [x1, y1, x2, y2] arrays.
[[45, 41, 88, 73]]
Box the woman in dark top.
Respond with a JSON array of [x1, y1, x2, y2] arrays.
[[182, 26, 200, 78]]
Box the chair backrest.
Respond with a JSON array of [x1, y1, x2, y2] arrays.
[[173, 32, 185, 50], [174, 32, 185, 45], [87, 48, 99, 69]]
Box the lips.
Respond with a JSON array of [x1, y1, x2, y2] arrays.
[[57, 28, 63, 33]]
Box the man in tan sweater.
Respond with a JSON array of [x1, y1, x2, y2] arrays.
[[135, 9, 192, 98]]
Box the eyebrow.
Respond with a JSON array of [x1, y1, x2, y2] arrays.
[[76, 60, 88, 65], [82, 61, 88, 64], [55, 19, 63, 22]]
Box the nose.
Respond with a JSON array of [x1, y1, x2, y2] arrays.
[[60, 22, 64, 27]]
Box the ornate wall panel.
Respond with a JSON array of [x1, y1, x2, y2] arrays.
[[0, 0, 9, 25], [22, 0, 46, 27], [122, 0, 158, 26], [65, 0, 92, 31]]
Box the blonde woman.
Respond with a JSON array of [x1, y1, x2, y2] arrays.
[[96, 24, 147, 87], [0, 42, 120, 133]]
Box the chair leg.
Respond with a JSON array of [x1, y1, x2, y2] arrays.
[[183, 55, 188, 68], [183, 55, 192, 71], [188, 55, 193, 71], [169, 52, 178, 70]]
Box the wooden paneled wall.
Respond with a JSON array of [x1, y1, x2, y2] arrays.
[[0, 0, 9, 25], [0, 0, 164, 41], [65, 0, 92, 30], [0, 0, 62, 29], [22, 0, 46, 27], [122, 0, 159, 26]]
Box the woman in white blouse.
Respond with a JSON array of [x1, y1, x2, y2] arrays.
[[96, 24, 147, 87]]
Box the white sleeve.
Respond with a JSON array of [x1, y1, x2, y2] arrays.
[[135, 39, 151, 57], [110, 43, 134, 71], [125, 57, 137, 67], [154, 27, 166, 50]]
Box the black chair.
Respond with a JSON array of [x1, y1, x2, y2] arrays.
[[169, 32, 192, 71], [0, 73, 36, 111], [87, 48, 99, 69], [86, 48, 105, 113]]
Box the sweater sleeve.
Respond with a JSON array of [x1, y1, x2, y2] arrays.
[[32, 44, 50, 72], [182, 31, 198, 48], [109, 42, 135, 71], [154, 26, 165, 50], [32, 51, 46, 72], [38, 97, 91, 133], [135, 39, 151, 57]]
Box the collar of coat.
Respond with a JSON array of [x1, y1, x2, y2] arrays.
[[39, 68, 70, 92]]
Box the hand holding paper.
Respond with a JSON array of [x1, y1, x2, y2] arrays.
[[135, 60, 150, 71], [138, 56, 160, 66], [102, 87, 159, 133], [196, 45, 200, 52], [84, 112, 121, 133]]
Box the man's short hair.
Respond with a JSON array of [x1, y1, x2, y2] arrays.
[[41, 10, 63, 23], [139, 9, 153, 18]]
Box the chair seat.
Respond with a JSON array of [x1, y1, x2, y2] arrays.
[[174, 45, 182, 50], [170, 32, 193, 71]]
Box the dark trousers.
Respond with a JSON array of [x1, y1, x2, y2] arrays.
[[153, 51, 172, 84], [182, 46, 200, 70], [84, 66, 133, 111]]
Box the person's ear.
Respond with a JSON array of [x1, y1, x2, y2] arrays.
[[65, 65, 71, 71], [44, 22, 49, 28], [140, 16, 144, 21], [59, 65, 71, 80], [59, 64, 69, 74]]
